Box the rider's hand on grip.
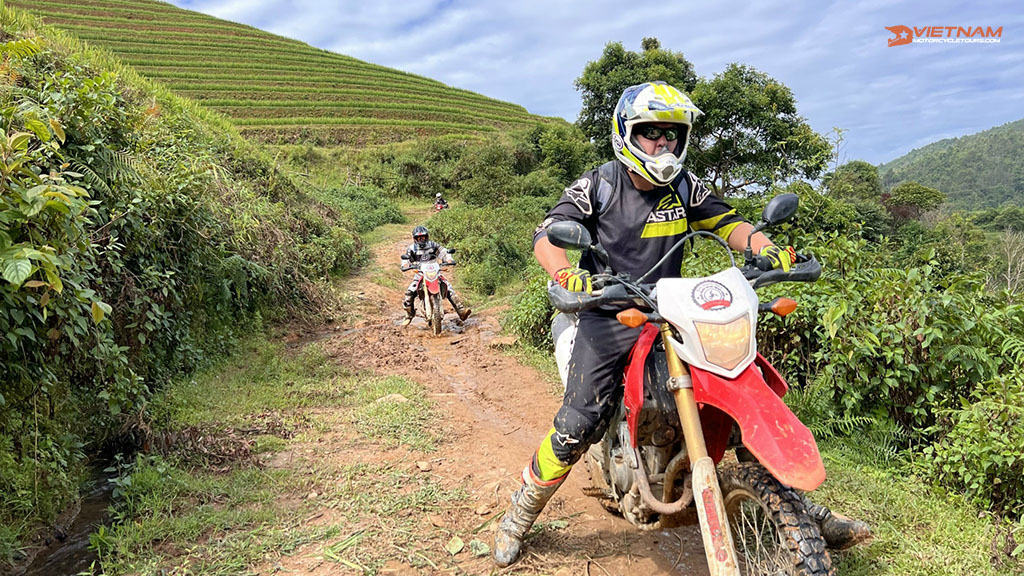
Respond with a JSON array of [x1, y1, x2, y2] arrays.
[[555, 266, 592, 294], [757, 245, 796, 272]]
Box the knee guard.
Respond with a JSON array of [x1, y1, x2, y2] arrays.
[[550, 405, 606, 466]]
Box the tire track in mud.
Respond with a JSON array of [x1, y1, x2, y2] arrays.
[[295, 217, 709, 575]]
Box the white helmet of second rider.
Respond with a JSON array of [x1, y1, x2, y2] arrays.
[[611, 81, 702, 186]]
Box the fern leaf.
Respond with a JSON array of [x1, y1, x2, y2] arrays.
[[69, 160, 113, 197], [1001, 336, 1024, 365], [0, 38, 42, 59]]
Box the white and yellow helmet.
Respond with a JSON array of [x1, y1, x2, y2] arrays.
[[611, 81, 702, 186]]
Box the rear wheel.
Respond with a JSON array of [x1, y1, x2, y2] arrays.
[[719, 462, 834, 576], [430, 293, 443, 335]]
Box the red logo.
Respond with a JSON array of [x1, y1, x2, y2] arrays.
[[702, 488, 729, 562], [887, 25, 1003, 46]]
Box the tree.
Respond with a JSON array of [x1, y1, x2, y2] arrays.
[[884, 181, 946, 221], [825, 160, 883, 203], [995, 229, 1024, 293], [688, 64, 831, 196], [574, 38, 697, 160]]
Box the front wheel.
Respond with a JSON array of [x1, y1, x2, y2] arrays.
[[719, 462, 835, 576], [430, 292, 443, 335]]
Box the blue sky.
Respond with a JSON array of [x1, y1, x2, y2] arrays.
[[171, 0, 1023, 165]]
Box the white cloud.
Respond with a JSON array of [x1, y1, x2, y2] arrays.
[[168, 0, 1023, 164]]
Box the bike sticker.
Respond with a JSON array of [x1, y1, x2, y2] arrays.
[[611, 133, 624, 152], [702, 488, 729, 562], [692, 280, 733, 311]]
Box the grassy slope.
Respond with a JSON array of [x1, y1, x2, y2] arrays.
[[9, 0, 545, 145]]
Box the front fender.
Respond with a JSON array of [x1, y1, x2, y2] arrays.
[[691, 359, 825, 491]]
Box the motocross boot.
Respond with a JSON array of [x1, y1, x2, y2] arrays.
[[402, 293, 416, 324], [802, 495, 872, 550], [448, 291, 472, 321], [493, 466, 566, 567]]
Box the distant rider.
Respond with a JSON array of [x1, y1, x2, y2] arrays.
[[434, 192, 449, 210], [402, 225, 470, 322]]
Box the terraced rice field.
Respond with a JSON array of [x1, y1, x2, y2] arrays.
[[11, 0, 543, 145]]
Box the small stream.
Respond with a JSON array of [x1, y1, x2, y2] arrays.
[[20, 477, 113, 576]]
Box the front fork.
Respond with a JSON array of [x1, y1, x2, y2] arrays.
[[661, 324, 740, 575]]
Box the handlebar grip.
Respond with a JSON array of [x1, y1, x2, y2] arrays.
[[547, 282, 600, 313], [750, 255, 822, 288], [547, 282, 635, 313]]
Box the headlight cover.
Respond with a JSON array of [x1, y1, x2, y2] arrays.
[[694, 316, 751, 371]]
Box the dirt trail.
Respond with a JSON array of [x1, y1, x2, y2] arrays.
[[283, 212, 708, 575]]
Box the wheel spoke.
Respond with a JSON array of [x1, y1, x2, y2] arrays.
[[729, 493, 787, 575]]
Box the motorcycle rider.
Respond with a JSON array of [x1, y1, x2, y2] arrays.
[[493, 81, 870, 567], [402, 225, 471, 323], [434, 192, 449, 209]]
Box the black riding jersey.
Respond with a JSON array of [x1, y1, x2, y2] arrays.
[[404, 240, 448, 263], [534, 161, 745, 282]]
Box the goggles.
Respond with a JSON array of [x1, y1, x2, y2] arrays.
[[635, 125, 680, 142]]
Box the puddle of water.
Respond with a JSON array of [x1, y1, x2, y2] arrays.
[[20, 477, 113, 576]]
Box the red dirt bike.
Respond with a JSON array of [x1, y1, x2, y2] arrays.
[[546, 193, 833, 575], [401, 254, 455, 336]]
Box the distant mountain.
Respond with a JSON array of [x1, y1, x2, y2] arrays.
[[878, 118, 1024, 209], [11, 0, 543, 146]]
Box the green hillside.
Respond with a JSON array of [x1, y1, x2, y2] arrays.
[[8, 0, 543, 145], [878, 118, 1024, 209]]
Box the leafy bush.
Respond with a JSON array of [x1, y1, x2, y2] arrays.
[[428, 197, 550, 295], [884, 180, 945, 221], [503, 267, 554, 348], [922, 375, 1024, 517], [0, 9, 369, 556], [323, 184, 405, 233], [390, 137, 466, 199]]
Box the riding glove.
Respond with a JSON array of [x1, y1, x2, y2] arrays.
[[554, 266, 592, 293], [758, 245, 797, 272]]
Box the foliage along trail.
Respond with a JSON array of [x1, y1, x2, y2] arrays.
[[265, 209, 710, 575]]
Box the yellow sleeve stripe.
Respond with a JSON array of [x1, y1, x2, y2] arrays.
[[712, 220, 743, 242], [689, 209, 743, 240]]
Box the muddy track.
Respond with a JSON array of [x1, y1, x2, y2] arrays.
[[291, 214, 709, 575]]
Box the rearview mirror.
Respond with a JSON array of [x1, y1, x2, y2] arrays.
[[546, 221, 593, 251], [761, 193, 799, 225]]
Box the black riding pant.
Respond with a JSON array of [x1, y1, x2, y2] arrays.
[[551, 310, 642, 465]]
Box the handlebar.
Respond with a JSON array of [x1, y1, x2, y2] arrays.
[[547, 254, 821, 313], [547, 282, 639, 314], [401, 261, 455, 272], [740, 253, 821, 289]]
